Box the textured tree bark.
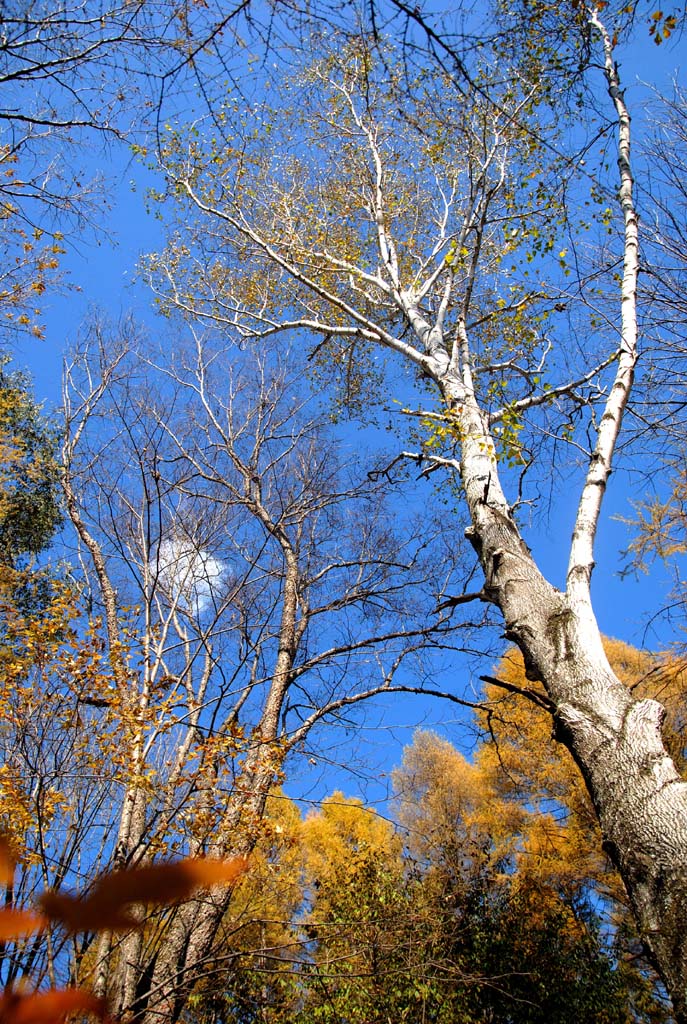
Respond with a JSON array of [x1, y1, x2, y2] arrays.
[[500, 549, 687, 1023], [453, 390, 687, 1022], [129, 757, 278, 1024]]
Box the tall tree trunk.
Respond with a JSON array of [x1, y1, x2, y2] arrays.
[[131, 755, 281, 1024], [429, 12, 687, 1013], [455, 391, 687, 1022], [129, 545, 301, 1024]]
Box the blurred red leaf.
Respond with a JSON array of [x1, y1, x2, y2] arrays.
[[0, 987, 106, 1024], [39, 856, 249, 933], [0, 910, 46, 941], [37, 892, 137, 934]]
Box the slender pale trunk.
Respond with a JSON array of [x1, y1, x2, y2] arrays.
[[131, 757, 280, 1024], [62, 466, 150, 1004], [134, 549, 301, 1024]]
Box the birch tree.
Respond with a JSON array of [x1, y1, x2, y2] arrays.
[[143, 11, 687, 1019], [53, 320, 477, 1021]]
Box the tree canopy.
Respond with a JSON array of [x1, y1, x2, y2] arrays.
[[1, 1, 687, 1022]]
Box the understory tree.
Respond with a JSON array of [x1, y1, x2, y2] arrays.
[[27, 320, 475, 1020], [142, 4, 687, 1018], [0, 361, 61, 570]]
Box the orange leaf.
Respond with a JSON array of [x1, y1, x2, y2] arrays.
[[39, 856, 249, 933], [38, 892, 138, 934], [0, 988, 107, 1024], [0, 909, 46, 940], [91, 856, 250, 904]]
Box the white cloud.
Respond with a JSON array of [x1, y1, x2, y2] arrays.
[[156, 537, 225, 615]]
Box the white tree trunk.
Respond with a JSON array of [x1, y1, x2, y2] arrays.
[[452, 382, 687, 1021]]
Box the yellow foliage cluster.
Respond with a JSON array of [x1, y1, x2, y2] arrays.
[[478, 638, 687, 909], [0, 153, 65, 340]]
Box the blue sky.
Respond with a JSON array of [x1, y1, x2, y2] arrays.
[[10, 14, 687, 806]]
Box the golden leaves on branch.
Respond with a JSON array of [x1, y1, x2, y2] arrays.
[[0, 835, 15, 886], [0, 155, 65, 341], [649, 9, 679, 43]]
